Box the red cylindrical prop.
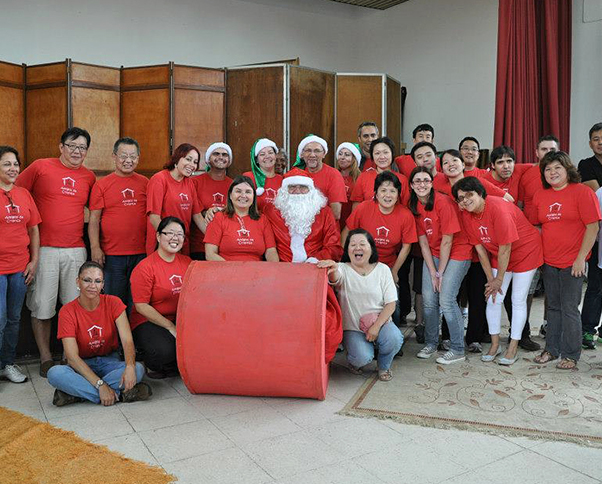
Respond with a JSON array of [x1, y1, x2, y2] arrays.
[[177, 261, 329, 400]]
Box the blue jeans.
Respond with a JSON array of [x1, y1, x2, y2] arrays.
[[422, 257, 470, 354], [103, 254, 145, 314], [0, 272, 27, 368], [47, 352, 145, 404], [343, 322, 403, 371]]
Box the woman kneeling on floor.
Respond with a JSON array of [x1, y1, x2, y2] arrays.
[[318, 229, 403, 381], [47, 261, 151, 406]]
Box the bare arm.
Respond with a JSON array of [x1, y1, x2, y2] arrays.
[[583, 180, 601, 192], [88, 209, 104, 266], [205, 243, 226, 262], [330, 202, 342, 220], [148, 213, 161, 231], [134, 302, 177, 336], [340, 226, 350, 246], [265, 247, 279, 262], [24, 225, 40, 285], [419, 234, 439, 292], [114, 311, 137, 392], [502, 193, 515, 203], [437, 234, 454, 276], [365, 301, 397, 342], [572, 222, 599, 277], [316, 259, 341, 283], [390, 243, 412, 285], [192, 212, 207, 234]]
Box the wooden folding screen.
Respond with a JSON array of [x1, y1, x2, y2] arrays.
[[121, 63, 225, 176], [0, 61, 25, 157], [226, 64, 335, 177], [335, 74, 403, 153]]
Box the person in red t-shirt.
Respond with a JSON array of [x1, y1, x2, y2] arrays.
[[205, 175, 279, 262], [145, 143, 206, 256], [0, 146, 40, 384], [532, 152, 601, 369], [243, 138, 283, 213], [47, 261, 151, 407], [458, 136, 488, 176], [131, 217, 193, 379], [357, 121, 379, 172], [409, 167, 472, 365], [453, 177, 543, 366], [343, 171, 417, 328], [394, 124, 441, 177], [190, 142, 233, 259], [88, 137, 148, 312], [16, 127, 96, 378], [335, 142, 362, 230]]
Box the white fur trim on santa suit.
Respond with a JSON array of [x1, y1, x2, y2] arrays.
[[297, 135, 328, 157], [281, 175, 315, 189], [336, 142, 362, 164], [254, 138, 279, 157], [205, 142, 233, 162]]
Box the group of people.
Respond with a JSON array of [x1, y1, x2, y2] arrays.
[[0, 120, 601, 403]]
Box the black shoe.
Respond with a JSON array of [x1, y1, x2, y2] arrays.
[[518, 336, 541, 352], [52, 389, 84, 407], [121, 382, 153, 403], [582, 333, 596, 350], [415, 324, 425, 344]]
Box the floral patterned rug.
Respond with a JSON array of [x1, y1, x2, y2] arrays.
[[340, 340, 602, 446]]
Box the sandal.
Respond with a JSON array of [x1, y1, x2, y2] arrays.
[[556, 358, 577, 370], [348, 364, 363, 375], [534, 351, 557, 364], [378, 369, 393, 382]]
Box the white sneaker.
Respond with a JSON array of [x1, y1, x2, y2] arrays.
[[417, 345, 437, 359], [0, 364, 28, 383], [436, 351, 466, 365]]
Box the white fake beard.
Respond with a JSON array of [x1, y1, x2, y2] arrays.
[[274, 188, 327, 238]]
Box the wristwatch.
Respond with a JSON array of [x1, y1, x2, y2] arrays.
[[95, 379, 105, 389]]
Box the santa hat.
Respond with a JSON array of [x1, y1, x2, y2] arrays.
[[281, 167, 315, 189], [250, 138, 279, 196], [294, 135, 328, 170], [205, 142, 233, 163], [336, 142, 362, 164]]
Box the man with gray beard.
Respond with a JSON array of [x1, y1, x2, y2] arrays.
[[264, 168, 343, 362]]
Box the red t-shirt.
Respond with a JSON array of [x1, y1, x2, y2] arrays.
[[190, 173, 232, 253], [307, 164, 347, 205], [518, 164, 544, 224], [533, 183, 602, 268], [89, 172, 148, 255], [481, 164, 532, 202], [463, 167, 488, 177], [340, 174, 356, 230], [434, 174, 507, 199], [243, 171, 283, 212], [349, 169, 410, 206], [345, 200, 417, 267], [204, 211, 276, 261], [460, 196, 543, 272], [129, 251, 192, 330], [361, 157, 374, 171], [145, 170, 201, 255], [0, 186, 41, 274], [394, 154, 442, 179], [16, 158, 95, 248], [57, 295, 126, 359], [414, 192, 471, 261]]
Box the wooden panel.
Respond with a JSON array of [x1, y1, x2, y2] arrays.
[[25, 87, 67, 164], [121, 65, 170, 88], [26, 62, 67, 86], [290, 67, 335, 166], [0, 61, 24, 85], [335, 75, 383, 148], [121, 89, 170, 173], [386, 76, 401, 152], [226, 67, 284, 177], [173, 65, 225, 88], [72, 87, 120, 173], [174, 89, 224, 162], [71, 62, 120, 87], [0, 84, 25, 156]]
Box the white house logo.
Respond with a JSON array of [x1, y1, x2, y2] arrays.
[[374, 226, 390, 246], [237, 228, 250, 238], [547, 202, 562, 221], [265, 188, 277, 201], [478, 225, 491, 243], [62, 177, 76, 187], [87, 324, 105, 351], [179, 193, 189, 202], [121, 188, 138, 206], [236, 216, 254, 246], [178, 193, 191, 211], [213, 192, 225, 205], [5, 203, 19, 215], [376, 226, 390, 237], [122, 188, 135, 199], [61, 176, 78, 196], [169, 275, 183, 286], [424, 217, 433, 236]]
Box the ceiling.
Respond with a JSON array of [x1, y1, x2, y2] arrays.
[[327, 0, 409, 10]]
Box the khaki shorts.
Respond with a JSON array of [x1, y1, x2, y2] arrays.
[[27, 247, 87, 319]]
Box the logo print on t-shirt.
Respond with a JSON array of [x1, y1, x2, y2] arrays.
[[86, 324, 105, 351], [169, 274, 183, 295], [547, 202, 562, 221], [374, 226, 390, 246], [62, 177, 76, 187], [424, 217, 433, 237], [178, 193, 191, 211], [478, 225, 491, 243], [5, 203, 19, 215], [236, 216, 254, 246], [122, 188, 135, 198], [179, 193, 189, 202], [265, 188, 277, 201], [61, 177, 77, 196], [213, 192, 225, 205], [121, 188, 138, 206]]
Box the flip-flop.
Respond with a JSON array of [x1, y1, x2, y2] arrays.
[[556, 358, 577, 370], [378, 369, 392, 382]]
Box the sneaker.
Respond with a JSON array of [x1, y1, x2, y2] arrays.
[[417, 345, 437, 359], [519, 336, 541, 352], [582, 333, 596, 350], [52, 389, 84, 407], [0, 364, 28, 383], [415, 324, 425, 344], [539, 321, 547, 337], [436, 351, 466, 365], [120, 382, 153, 403], [467, 342, 483, 353]]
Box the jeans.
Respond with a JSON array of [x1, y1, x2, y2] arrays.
[[343, 322, 403, 371], [465, 262, 489, 344], [0, 272, 28, 368], [543, 264, 583, 361], [133, 322, 177, 373], [422, 258, 470, 354], [581, 242, 602, 336], [103, 254, 146, 314], [47, 352, 145, 403]]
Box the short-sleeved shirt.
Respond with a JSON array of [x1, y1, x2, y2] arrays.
[[145, 170, 201, 255], [334, 262, 398, 332], [190, 173, 232, 253], [433, 173, 507, 199], [16, 158, 95, 248], [414, 192, 472, 261], [129, 251, 192, 330], [204, 211, 276, 261], [57, 295, 126, 359], [345, 200, 417, 267], [243, 171, 283, 212], [394, 154, 442, 179], [306, 164, 347, 205], [481, 163, 532, 202], [460, 196, 543, 272], [518, 164, 544, 224], [578, 155, 602, 187], [349, 169, 410, 206], [0, 186, 42, 274], [533, 183, 602, 269], [89, 172, 148, 255]]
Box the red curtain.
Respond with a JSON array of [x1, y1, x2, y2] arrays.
[[493, 0, 572, 162]]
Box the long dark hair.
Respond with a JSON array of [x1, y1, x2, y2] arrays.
[[369, 137, 398, 172], [341, 228, 379, 264], [408, 166, 435, 216], [224, 175, 260, 220]]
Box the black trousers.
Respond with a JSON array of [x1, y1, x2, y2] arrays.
[[464, 262, 489, 344], [503, 281, 531, 339], [133, 322, 178, 373], [397, 255, 414, 318]]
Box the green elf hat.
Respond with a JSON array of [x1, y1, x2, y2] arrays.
[[294, 134, 328, 170], [250, 138, 278, 196]]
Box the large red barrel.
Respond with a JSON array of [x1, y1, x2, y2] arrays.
[[177, 261, 329, 400]]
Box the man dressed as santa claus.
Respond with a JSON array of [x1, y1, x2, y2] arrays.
[[263, 167, 343, 362]]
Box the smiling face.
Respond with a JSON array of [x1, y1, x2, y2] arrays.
[[544, 161, 568, 190], [59, 135, 89, 169], [372, 143, 393, 171], [77, 267, 104, 301], [0, 152, 20, 187], [209, 148, 230, 171], [358, 126, 378, 156], [375, 180, 399, 211], [590, 129, 602, 157], [459, 140, 480, 168], [113, 143, 139, 176], [413, 146, 436, 170], [302, 142, 326, 171], [348, 233, 372, 267], [411, 173, 433, 199], [157, 221, 185, 254], [337, 148, 354, 171], [257, 146, 276, 172], [492, 155, 515, 181], [442, 153, 465, 178], [175, 150, 199, 178], [274, 152, 287, 174], [230, 182, 254, 212], [456, 190, 484, 213]]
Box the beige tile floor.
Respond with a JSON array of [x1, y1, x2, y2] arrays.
[[2, 298, 601, 484]]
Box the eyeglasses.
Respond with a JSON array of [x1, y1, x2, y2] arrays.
[[63, 143, 88, 153], [412, 179, 433, 186], [456, 192, 475, 203], [161, 231, 185, 240], [81, 278, 103, 285], [460, 147, 479, 153], [302, 148, 325, 155], [116, 154, 139, 161]]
